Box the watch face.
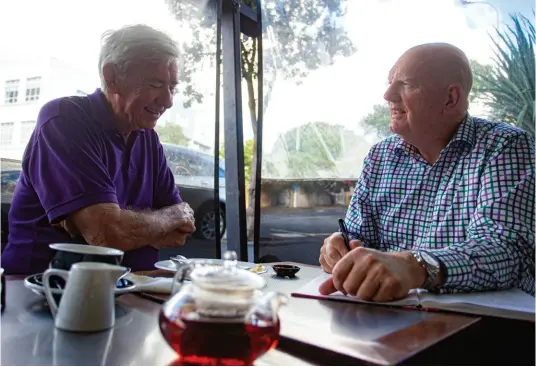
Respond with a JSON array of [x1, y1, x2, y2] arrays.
[[421, 252, 439, 267]]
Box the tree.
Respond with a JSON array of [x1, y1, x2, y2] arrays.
[[272, 122, 356, 178], [155, 123, 190, 146], [472, 13, 535, 138], [360, 104, 392, 139], [166, 0, 357, 239], [219, 139, 254, 181], [469, 59, 494, 102]]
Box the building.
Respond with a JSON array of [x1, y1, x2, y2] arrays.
[[0, 57, 95, 160]]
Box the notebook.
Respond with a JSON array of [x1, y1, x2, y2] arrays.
[[291, 273, 535, 322]]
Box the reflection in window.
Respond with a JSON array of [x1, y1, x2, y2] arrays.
[[0, 123, 14, 145], [20, 121, 36, 144], [25, 76, 41, 102], [4, 80, 19, 104]]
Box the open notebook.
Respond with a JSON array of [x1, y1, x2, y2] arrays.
[[291, 273, 535, 322]]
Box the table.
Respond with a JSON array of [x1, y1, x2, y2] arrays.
[[1, 262, 491, 366], [0, 275, 312, 366]]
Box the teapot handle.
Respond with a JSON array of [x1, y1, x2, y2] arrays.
[[42, 269, 70, 317], [171, 263, 193, 295]]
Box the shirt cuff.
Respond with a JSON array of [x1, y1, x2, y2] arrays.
[[426, 247, 472, 293]]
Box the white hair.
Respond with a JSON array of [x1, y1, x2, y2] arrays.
[[98, 24, 179, 93]]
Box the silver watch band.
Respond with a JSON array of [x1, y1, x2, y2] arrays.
[[412, 251, 439, 289]]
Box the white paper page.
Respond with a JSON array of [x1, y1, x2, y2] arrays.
[[291, 272, 419, 307], [420, 288, 535, 314]]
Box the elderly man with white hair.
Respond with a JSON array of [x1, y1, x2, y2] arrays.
[[3, 24, 196, 274]]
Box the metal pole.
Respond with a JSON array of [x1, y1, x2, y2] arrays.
[[222, 0, 248, 261], [252, 0, 264, 263], [213, 0, 223, 259]]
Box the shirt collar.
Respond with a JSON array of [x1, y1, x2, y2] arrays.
[[394, 114, 476, 158], [88, 88, 145, 134]]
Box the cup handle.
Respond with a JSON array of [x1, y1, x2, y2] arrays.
[[42, 269, 69, 317]]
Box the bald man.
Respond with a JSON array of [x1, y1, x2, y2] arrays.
[[319, 43, 535, 301]]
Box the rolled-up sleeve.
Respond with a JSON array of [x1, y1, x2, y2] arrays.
[[429, 133, 535, 295]]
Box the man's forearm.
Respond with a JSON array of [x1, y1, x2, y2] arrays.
[[115, 205, 189, 248], [75, 203, 194, 252]]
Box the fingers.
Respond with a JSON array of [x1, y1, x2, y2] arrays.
[[373, 278, 400, 302], [327, 233, 349, 260], [319, 248, 333, 273], [349, 240, 362, 250], [355, 270, 382, 301], [318, 276, 337, 295]]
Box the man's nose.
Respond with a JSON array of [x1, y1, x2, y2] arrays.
[[157, 88, 174, 109], [383, 84, 400, 103]]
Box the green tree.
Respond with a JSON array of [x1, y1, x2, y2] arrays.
[[473, 13, 535, 138], [469, 59, 494, 102], [155, 123, 190, 146], [166, 0, 357, 238], [274, 122, 356, 178], [360, 104, 392, 139], [219, 139, 254, 181]]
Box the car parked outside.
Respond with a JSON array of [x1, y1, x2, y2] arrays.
[[0, 145, 226, 252]]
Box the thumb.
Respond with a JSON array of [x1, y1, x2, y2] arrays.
[[318, 276, 337, 295], [349, 240, 362, 250]]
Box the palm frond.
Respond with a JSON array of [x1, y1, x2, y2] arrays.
[[475, 13, 535, 138]]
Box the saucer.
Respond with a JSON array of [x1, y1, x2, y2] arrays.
[[24, 273, 136, 298]]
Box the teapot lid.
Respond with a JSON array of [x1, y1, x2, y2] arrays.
[[189, 252, 265, 293]]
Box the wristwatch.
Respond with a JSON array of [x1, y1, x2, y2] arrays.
[[411, 250, 441, 290]]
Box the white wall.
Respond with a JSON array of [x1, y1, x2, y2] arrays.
[[0, 57, 95, 160]]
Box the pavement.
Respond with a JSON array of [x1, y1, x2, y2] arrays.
[[160, 206, 346, 265]]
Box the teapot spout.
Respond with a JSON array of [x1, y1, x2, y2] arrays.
[[252, 291, 288, 322]]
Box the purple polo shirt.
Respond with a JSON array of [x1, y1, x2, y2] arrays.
[[3, 89, 181, 274]]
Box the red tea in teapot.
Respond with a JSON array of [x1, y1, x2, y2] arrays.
[[159, 308, 280, 366]]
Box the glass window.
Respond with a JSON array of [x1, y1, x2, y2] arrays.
[[20, 121, 36, 144], [25, 77, 41, 102], [0, 123, 14, 145], [4, 80, 19, 104]]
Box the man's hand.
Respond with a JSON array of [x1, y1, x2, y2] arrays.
[[319, 232, 362, 273], [318, 248, 427, 302], [152, 218, 196, 249], [52, 217, 80, 238]]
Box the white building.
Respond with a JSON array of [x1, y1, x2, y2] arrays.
[[0, 57, 95, 160]]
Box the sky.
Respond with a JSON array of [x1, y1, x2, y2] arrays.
[[0, 0, 533, 158]]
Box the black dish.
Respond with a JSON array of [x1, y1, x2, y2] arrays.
[[49, 243, 123, 271], [272, 264, 301, 278]]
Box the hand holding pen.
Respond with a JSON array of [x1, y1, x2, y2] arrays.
[[319, 219, 362, 273]]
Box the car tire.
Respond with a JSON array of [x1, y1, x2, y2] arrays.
[[193, 202, 226, 240]]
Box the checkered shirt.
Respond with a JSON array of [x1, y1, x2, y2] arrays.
[[346, 115, 535, 295]]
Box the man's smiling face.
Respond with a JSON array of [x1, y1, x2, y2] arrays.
[[114, 59, 178, 131], [382, 49, 447, 144]]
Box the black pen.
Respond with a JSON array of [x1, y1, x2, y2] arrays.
[[337, 218, 352, 252]]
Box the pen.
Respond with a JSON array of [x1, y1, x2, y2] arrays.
[[337, 218, 352, 252]]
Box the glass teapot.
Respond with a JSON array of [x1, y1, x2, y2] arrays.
[[159, 251, 288, 366]]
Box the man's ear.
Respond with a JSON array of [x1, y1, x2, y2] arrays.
[[102, 63, 119, 94], [444, 83, 462, 112]]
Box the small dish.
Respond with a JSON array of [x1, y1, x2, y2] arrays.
[[272, 264, 300, 278]]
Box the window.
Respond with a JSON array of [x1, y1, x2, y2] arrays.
[[1, 123, 14, 145], [20, 121, 36, 144], [25, 77, 41, 102], [4, 80, 19, 104]]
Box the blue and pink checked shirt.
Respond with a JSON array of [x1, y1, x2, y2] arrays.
[[345, 115, 535, 295]]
